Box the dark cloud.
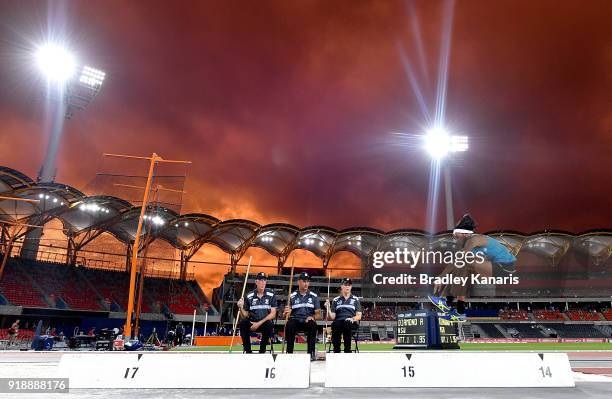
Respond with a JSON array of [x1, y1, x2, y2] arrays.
[[1, 0, 611, 234]]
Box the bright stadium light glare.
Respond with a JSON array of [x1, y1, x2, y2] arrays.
[[423, 126, 469, 159], [422, 125, 469, 230], [79, 65, 106, 88], [150, 216, 164, 226], [424, 127, 451, 159], [35, 44, 76, 83], [450, 135, 469, 153]]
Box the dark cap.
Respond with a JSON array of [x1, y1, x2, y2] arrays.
[[297, 272, 311, 281], [256, 272, 267, 280], [341, 278, 353, 286]]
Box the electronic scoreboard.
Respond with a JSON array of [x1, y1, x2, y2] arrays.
[[438, 315, 459, 347], [395, 311, 430, 347], [394, 310, 459, 349]]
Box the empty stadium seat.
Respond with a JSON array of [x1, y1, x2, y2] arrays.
[[504, 323, 546, 338], [499, 309, 529, 320], [0, 258, 210, 314], [566, 310, 600, 321], [0, 259, 48, 307], [143, 277, 200, 315], [77, 268, 134, 312], [533, 310, 565, 321], [542, 324, 607, 338], [19, 259, 103, 311], [473, 323, 505, 338]]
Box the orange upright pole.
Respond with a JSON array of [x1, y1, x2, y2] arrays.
[[124, 153, 158, 339], [103, 152, 190, 340], [134, 187, 158, 338]]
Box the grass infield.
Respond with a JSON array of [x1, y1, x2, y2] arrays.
[[173, 342, 612, 352]]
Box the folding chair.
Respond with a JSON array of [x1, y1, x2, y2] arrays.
[[326, 321, 360, 353]]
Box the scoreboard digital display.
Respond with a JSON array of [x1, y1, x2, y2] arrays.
[[395, 311, 429, 348], [438, 316, 459, 346], [394, 310, 459, 349]]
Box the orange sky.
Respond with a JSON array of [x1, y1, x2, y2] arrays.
[[1, 0, 612, 295]]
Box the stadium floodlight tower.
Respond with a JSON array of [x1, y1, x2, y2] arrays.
[[20, 43, 106, 261], [35, 43, 106, 182], [423, 126, 469, 230]]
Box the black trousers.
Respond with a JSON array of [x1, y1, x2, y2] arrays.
[[331, 319, 358, 353], [285, 319, 317, 354], [240, 319, 273, 353]]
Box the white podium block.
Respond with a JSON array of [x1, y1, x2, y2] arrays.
[[325, 352, 574, 388], [58, 353, 310, 388]]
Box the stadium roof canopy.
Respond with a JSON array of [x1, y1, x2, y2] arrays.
[[0, 165, 610, 266], [59, 195, 133, 234], [0, 167, 84, 228], [0, 166, 34, 192]]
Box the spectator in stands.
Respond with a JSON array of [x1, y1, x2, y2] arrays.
[[8, 319, 19, 345], [175, 322, 185, 346], [237, 272, 277, 354], [325, 278, 362, 353]]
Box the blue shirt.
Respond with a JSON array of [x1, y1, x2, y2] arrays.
[[289, 290, 320, 322], [471, 236, 516, 264], [331, 294, 361, 321], [244, 288, 277, 322]]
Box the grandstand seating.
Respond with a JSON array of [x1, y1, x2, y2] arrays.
[[4, 255, 612, 344], [144, 277, 200, 315], [533, 309, 565, 321], [19, 259, 103, 311], [505, 323, 546, 338], [358, 304, 420, 321], [0, 328, 35, 341], [77, 267, 137, 312], [187, 280, 215, 314], [542, 324, 607, 338], [474, 323, 504, 338], [0, 257, 210, 314], [465, 309, 499, 317], [499, 309, 529, 320], [362, 305, 397, 321], [0, 261, 48, 307], [566, 310, 600, 321]]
